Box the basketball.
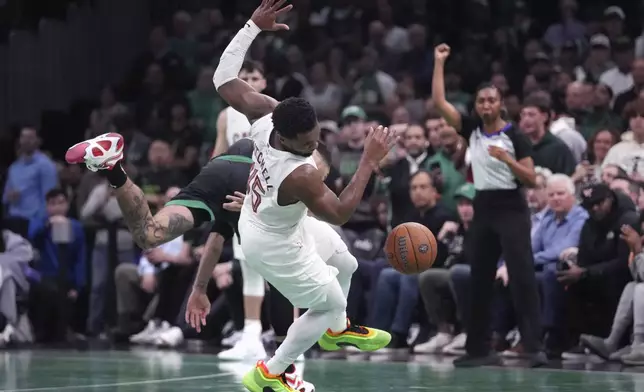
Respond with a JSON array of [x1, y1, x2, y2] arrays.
[[385, 222, 438, 274]]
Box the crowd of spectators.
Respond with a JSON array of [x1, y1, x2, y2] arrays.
[[4, 0, 644, 365]]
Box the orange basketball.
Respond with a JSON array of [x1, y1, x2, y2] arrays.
[[385, 222, 438, 274]]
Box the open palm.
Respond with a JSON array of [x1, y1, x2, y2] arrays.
[[250, 0, 292, 31]]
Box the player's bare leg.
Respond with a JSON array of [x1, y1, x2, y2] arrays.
[[66, 133, 194, 249]]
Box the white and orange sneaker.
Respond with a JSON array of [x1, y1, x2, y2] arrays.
[[65, 133, 124, 171]]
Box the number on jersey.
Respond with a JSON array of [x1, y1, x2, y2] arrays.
[[247, 164, 265, 213]]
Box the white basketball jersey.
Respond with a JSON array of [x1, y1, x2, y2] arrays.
[[240, 113, 317, 234], [225, 107, 252, 146]]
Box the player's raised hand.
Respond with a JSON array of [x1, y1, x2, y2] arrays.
[[250, 0, 292, 31], [434, 44, 451, 63], [362, 126, 398, 169]]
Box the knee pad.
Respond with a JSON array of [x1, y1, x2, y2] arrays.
[[327, 251, 358, 277], [240, 258, 265, 297]]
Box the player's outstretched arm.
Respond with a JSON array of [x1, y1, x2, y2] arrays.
[[213, 0, 291, 122], [282, 126, 396, 226], [192, 231, 226, 292]]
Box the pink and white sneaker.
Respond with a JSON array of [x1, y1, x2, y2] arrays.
[[65, 133, 124, 172], [284, 364, 315, 392]]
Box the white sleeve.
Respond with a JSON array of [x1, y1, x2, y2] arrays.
[[213, 20, 262, 90], [602, 144, 621, 168]]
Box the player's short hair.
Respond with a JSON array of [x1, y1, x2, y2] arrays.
[[241, 60, 265, 76], [273, 97, 318, 140]]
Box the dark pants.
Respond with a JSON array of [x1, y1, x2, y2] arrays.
[[154, 264, 197, 323], [466, 191, 542, 355], [267, 283, 294, 338], [539, 264, 628, 344], [87, 246, 133, 334], [347, 258, 389, 325], [418, 268, 457, 327], [220, 260, 245, 331], [29, 277, 73, 342], [450, 264, 471, 327], [369, 267, 419, 336]]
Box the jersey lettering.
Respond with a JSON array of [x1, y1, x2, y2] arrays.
[[247, 164, 266, 213]]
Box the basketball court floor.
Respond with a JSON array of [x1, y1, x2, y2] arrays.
[[2, 349, 644, 392]]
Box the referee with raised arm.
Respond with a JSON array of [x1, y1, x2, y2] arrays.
[[432, 44, 547, 367]]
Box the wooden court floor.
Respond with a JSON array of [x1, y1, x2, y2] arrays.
[[2, 349, 644, 391]]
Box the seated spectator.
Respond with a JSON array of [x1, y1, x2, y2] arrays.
[[135, 140, 188, 214], [162, 101, 202, 179], [28, 189, 86, 343], [497, 174, 588, 356], [571, 129, 619, 188], [79, 172, 135, 337], [112, 188, 197, 342], [0, 210, 35, 346], [415, 183, 475, 354], [526, 168, 552, 232], [381, 123, 432, 226], [520, 96, 576, 175], [579, 225, 644, 364], [369, 171, 451, 350], [610, 175, 641, 208], [86, 85, 127, 138], [155, 237, 245, 348], [603, 99, 644, 178], [346, 199, 388, 325], [579, 83, 623, 140], [540, 183, 638, 357], [601, 163, 628, 184]]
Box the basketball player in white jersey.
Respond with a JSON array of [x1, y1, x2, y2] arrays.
[[211, 1, 394, 390], [211, 60, 267, 158]]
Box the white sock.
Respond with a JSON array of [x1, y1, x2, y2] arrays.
[[324, 252, 355, 332], [243, 319, 262, 338], [329, 311, 348, 333]]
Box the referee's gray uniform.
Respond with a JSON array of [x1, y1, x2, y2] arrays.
[[462, 117, 542, 357]]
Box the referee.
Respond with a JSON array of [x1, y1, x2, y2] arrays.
[[432, 44, 546, 367]]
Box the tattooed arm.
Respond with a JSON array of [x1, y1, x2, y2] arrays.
[[114, 179, 194, 249]]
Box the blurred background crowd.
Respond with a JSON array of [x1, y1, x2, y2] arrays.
[[3, 0, 644, 365]]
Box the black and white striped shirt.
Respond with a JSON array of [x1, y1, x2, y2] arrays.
[[461, 117, 533, 191]]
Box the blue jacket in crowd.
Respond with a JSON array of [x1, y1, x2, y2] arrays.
[[28, 217, 86, 290]]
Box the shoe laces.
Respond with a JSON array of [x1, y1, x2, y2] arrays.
[[345, 322, 369, 335]]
